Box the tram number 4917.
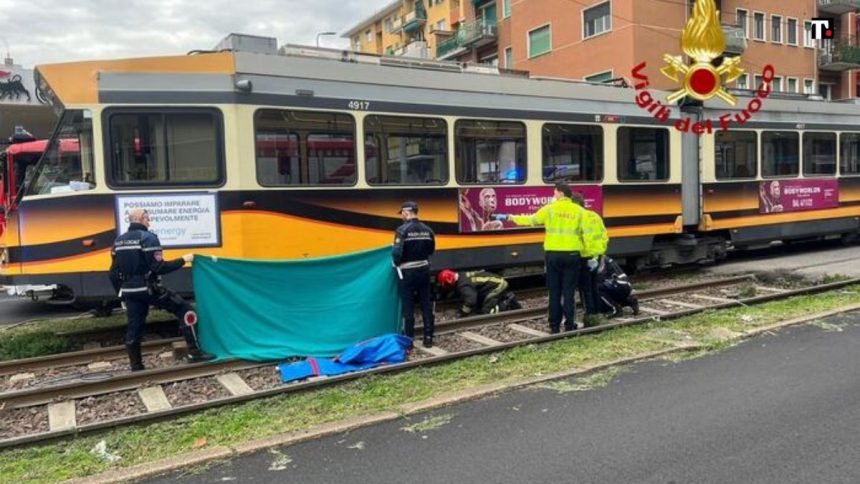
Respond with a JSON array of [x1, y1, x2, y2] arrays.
[[348, 100, 371, 111]]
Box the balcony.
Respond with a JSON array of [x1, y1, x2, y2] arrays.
[[436, 18, 497, 59], [402, 10, 427, 33], [819, 41, 860, 71], [459, 18, 498, 48], [818, 0, 860, 15], [722, 24, 747, 56]]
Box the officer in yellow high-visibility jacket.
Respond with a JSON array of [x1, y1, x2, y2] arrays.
[[572, 192, 609, 328], [495, 182, 585, 333]]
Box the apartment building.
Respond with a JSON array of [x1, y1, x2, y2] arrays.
[[343, 0, 860, 100]]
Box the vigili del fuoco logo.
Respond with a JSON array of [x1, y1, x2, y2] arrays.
[[629, 0, 776, 135]]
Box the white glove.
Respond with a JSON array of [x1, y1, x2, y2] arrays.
[[587, 257, 598, 271]]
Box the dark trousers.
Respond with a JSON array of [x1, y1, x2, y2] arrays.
[[545, 251, 581, 331], [123, 287, 195, 346], [578, 260, 598, 315], [399, 266, 434, 340]]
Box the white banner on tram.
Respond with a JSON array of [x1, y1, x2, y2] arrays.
[[114, 192, 221, 248]]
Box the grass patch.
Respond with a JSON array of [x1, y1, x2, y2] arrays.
[[2, 285, 860, 483], [535, 367, 623, 393], [400, 414, 455, 433], [0, 332, 73, 360], [0, 310, 177, 362]]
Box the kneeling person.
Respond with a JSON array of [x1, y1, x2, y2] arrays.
[[596, 256, 640, 317], [110, 208, 215, 371], [437, 269, 522, 317]]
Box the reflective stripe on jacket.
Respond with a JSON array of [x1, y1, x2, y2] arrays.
[[509, 197, 584, 252], [581, 209, 609, 258]]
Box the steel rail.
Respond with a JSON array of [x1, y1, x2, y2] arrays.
[[0, 275, 755, 408], [2, 277, 856, 449], [0, 275, 754, 377]]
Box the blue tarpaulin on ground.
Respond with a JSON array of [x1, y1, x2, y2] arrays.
[[278, 334, 412, 382], [192, 247, 401, 361]]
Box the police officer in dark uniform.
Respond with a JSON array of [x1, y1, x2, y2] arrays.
[[110, 208, 215, 371], [392, 201, 436, 347]]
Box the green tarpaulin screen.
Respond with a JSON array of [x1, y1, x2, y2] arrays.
[[193, 247, 401, 361]]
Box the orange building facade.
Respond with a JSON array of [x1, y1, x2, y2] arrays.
[[343, 0, 860, 100]]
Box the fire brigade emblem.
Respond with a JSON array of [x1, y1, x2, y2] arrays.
[[661, 0, 744, 105]]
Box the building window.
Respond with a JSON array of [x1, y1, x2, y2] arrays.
[[505, 46, 512, 68], [715, 130, 757, 179], [803, 132, 837, 176], [819, 83, 833, 100], [787, 18, 798, 45], [737, 74, 749, 89], [754, 74, 763, 88], [455, 119, 527, 184], [528, 24, 552, 58], [108, 110, 223, 187], [841, 133, 860, 175], [762, 131, 799, 178], [771, 15, 782, 43], [480, 52, 499, 66], [617, 127, 670, 182], [30, 109, 96, 194], [753, 12, 765, 41], [365, 30, 372, 42], [435, 19, 446, 31], [803, 21, 814, 47], [364, 115, 448, 186], [585, 71, 613, 83], [787, 77, 798, 93], [254, 109, 356, 186], [542, 123, 603, 182], [773, 77, 783, 92], [385, 17, 393, 33], [503, 0, 511, 18], [804, 79, 815, 94], [737, 9, 748, 38], [583, 2, 611, 38]]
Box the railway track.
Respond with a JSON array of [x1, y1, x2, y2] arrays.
[[1, 274, 856, 448]]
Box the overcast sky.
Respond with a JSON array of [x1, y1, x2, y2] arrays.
[[0, 0, 393, 67]]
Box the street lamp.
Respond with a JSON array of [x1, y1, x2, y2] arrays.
[[316, 31, 337, 48]]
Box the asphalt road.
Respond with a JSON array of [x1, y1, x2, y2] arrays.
[[149, 311, 860, 484], [0, 293, 82, 326]]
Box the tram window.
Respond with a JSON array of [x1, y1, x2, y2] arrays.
[[762, 131, 799, 177], [455, 119, 526, 184], [29, 109, 95, 195], [715, 130, 757, 179], [107, 110, 222, 187], [802, 132, 836, 176], [840, 133, 860, 175], [364, 115, 448, 185], [255, 109, 356, 186], [617, 127, 669, 182], [542, 123, 603, 182]]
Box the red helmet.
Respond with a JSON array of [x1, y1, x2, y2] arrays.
[[437, 269, 457, 287]]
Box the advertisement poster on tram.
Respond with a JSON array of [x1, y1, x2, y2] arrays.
[[758, 179, 838, 214], [458, 186, 603, 233], [115, 192, 221, 247]]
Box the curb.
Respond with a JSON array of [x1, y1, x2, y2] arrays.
[[68, 304, 860, 483]]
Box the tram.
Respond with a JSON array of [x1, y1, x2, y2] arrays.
[[1, 34, 858, 303]]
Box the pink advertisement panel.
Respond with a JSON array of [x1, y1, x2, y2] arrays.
[[759, 179, 839, 214], [458, 185, 603, 233]]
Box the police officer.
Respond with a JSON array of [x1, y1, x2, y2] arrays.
[[392, 201, 436, 347], [572, 192, 609, 328], [110, 208, 215, 371], [496, 182, 585, 333], [436, 269, 521, 317]]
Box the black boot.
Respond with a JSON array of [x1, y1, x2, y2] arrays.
[[126, 343, 145, 372], [628, 296, 640, 316], [182, 328, 216, 363], [423, 335, 434, 348]]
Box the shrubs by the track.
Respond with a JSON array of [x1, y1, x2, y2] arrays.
[[0, 331, 73, 361]]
